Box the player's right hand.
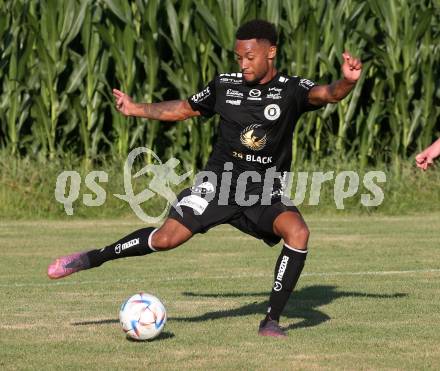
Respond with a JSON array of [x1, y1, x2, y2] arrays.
[[112, 89, 133, 116]]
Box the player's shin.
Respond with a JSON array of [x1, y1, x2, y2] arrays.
[[266, 244, 308, 322], [86, 227, 158, 268]]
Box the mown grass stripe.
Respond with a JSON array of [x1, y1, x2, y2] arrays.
[[2, 268, 439, 288]]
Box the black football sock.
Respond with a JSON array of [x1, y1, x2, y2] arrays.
[[266, 244, 308, 322], [86, 227, 158, 268]]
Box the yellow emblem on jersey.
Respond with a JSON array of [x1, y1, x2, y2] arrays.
[[240, 124, 267, 151]]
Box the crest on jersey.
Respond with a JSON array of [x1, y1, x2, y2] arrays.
[[264, 104, 281, 121], [240, 124, 267, 151]]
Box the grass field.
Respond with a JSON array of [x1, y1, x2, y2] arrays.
[[1, 214, 440, 370]]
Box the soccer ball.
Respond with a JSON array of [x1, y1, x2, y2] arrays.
[[119, 293, 167, 340]]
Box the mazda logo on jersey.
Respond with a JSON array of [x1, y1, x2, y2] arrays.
[[264, 104, 281, 121], [240, 124, 267, 151], [249, 89, 261, 97]]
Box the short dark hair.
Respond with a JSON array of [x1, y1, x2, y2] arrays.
[[236, 19, 277, 46]]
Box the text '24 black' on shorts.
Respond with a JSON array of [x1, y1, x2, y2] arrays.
[[167, 187, 300, 246]]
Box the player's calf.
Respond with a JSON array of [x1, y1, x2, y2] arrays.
[[263, 244, 308, 327]]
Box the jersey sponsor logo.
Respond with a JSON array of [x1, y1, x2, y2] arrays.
[[232, 151, 272, 164], [191, 86, 211, 103], [176, 195, 209, 215], [220, 77, 242, 84], [299, 78, 315, 90], [274, 281, 283, 291], [226, 89, 243, 98], [115, 238, 140, 254], [226, 99, 241, 105], [220, 72, 242, 77], [264, 104, 281, 120], [240, 124, 267, 151], [266, 92, 282, 100], [247, 89, 262, 100], [269, 87, 282, 93], [245, 154, 272, 164], [191, 181, 215, 194], [267, 87, 282, 99]]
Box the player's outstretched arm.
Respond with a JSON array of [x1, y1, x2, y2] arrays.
[[308, 51, 362, 106], [112, 89, 201, 121], [415, 138, 440, 171]]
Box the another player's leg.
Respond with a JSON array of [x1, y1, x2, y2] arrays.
[[259, 211, 309, 337], [47, 219, 192, 279]]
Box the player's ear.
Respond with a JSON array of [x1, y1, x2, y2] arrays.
[[268, 45, 277, 60]]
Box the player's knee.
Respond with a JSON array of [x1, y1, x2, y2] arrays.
[[298, 224, 310, 242], [285, 223, 309, 248], [151, 232, 175, 250]]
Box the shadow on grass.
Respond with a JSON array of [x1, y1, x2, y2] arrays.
[[125, 331, 175, 342], [173, 285, 407, 331], [71, 319, 119, 326], [71, 320, 175, 341]]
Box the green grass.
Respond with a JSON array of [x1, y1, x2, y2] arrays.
[[1, 214, 440, 370]]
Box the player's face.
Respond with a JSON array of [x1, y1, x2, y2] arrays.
[[234, 39, 276, 85]]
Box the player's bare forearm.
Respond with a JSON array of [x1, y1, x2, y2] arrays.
[[308, 51, 362, 106], [309, 79, 356, 105], [327, 78, 356, 101], [112, 89, 200, 121], [134, 100, 200, 121]]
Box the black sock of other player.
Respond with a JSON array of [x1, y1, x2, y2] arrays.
[[86, 227, 158, 268], [265, 244, 308, 323]]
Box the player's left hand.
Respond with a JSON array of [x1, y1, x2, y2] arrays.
[[341, 52, 362, 83], [415, 151, 435, 171]]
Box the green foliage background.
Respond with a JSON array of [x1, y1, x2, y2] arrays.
[[0, 0, 439, 171]]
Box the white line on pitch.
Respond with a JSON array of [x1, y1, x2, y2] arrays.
[[1, 268, 440, 288]]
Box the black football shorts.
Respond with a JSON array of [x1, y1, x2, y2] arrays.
[[167, 187, 300, 246]]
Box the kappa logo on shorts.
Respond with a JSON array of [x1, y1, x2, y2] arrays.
[[191, 181, 215, 194], [176, 195, 209, 215]]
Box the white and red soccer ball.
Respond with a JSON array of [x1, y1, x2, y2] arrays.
[[119, 293, 167, 340]]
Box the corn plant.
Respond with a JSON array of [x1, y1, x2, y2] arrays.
[[0, 0, 438, 169], [66, 2, 109, 165], [0, 1, 34, 155], [27, 0, 87, 159]]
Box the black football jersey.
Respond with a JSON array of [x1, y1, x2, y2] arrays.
[[187, 72, 322, 200]]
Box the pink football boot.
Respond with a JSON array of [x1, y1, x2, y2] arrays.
[[47, 252, 90, 279]]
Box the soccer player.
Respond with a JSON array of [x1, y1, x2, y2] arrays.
[[415, 138, 440, 170], [48, 20, 362, 337]]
